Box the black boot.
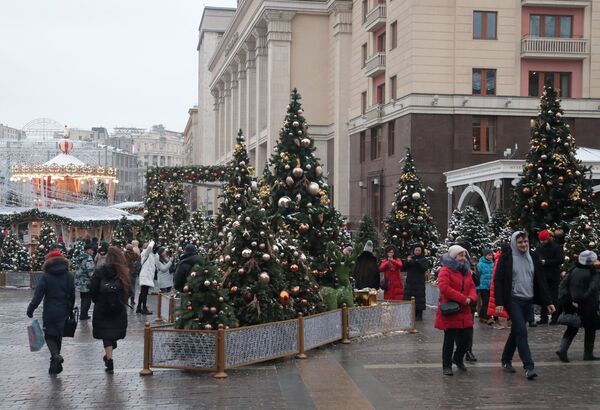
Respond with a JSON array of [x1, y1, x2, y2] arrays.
[[105, 358, 114, 374], [465, 351, 477, 362], [452, 354, 467, 371], [556, 337, 572, 363], [415, 310, 423, 322], [136, 304, 142, 313], [49, 355, 63, 374], [141, 308, 153, 315], [584, 331, 600, 361]]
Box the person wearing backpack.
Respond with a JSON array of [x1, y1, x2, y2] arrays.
[[89, 246, 130, 374], [137, 240, 156, 314], [26, 250, 75, 375], [75, 243, 96, 320]]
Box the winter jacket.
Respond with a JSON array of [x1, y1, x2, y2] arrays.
[[124, 249, 140, 277], [173, 254, 205, 292], [494, 244, 551, 309], [74, 252, 95, 293], [476, 256, 493, 291], [403, 254, 428, 311], [434, 256, 477, 331], [156, 257, 173, 289], [380, 258, 404, 301], [138, 241, 156, 287], [560, 263, 600, 329], [27, 256, 75, 337], [353, 251, 380, 290], [487, 250, 509, 319], [536, 240, 564, 283], [89, 265, 128, 341]]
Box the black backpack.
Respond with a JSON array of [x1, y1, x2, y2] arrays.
[[99, 276, 123, 315]]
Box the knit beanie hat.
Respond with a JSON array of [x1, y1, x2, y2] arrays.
[[483, 248, 493, 257], [363, 240, 374, 253], [46, 250, 63, 259], [578, 250, 598, 266], [448, 245, 468, 259], [538, 229, 552, 241], [184, 244, 198, 255]]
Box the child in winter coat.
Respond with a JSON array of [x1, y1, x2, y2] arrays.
[[380, 245, 403, 301], [477, 249, 494, 324]]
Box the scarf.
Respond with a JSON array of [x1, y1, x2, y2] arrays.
[[441, 253, 470, 275]]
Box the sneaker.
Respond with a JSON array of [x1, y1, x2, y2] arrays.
[[442, 367, 453, 376], [502, 362, 516, 373], [465, 351, 477, 362], [525, 368, 537, 380], [452, 358, 467, 371]]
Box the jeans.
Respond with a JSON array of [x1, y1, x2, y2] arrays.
[[80, 292, 92, 319], [130, 275, 137, 301], [478, 290, 490, 320], [442, 328, 470, 368], [138, 285, 150, 310], [45, 333, 62, 358], [502, 297, 534, 370], [160, 287, 172, 293]]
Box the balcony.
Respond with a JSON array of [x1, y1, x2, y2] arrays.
[[521, 36, 589, 59], [364, 4, 386, 32], [521, 0, 590, 7], [364, 53, 386, 77]]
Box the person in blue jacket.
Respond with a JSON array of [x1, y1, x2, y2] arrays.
[[477, 249, 494, 324]]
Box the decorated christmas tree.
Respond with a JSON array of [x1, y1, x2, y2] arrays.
[[170, 182, 189, 228], [512, 85, 594, 235], [94, 182, 109, 204], [355, 215, 380, 255], [175, 258, 237, 330], [111, 217, 132, 247], [274, 230, 326, 316], [489, 210, 513, 249], [448, 206, 491, 258], [190, 209, 206, 235], [0, 233, 32, 271], [384, 148, 440, 258], [266, 89, 345, 287], [173, 221, 201, 265], [563, 214, 600, 272], [142, 169, 175, 245], [69, 240, 85, 269], [33, 222, 57, 269]]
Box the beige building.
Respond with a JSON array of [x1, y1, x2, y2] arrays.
[[0, 123, 25, 140], [204, 0, 354, 215]]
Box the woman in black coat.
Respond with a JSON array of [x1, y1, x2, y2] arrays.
[[352, 240, 380, 290], [556, 250, 600, 362], [27, 250, 75, 375], [90, 246, 130, 374], [403, 245, 429, 321]]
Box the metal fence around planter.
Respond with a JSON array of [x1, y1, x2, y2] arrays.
[[155, 293, 178, 323], [0, 271, 44, 288], [425, 283, 439, 307], [140, 299, 416, 378]]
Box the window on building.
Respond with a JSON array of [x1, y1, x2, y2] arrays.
[[370, 127, 382, 160], [391, 21, 398, 49], [472, 69, 496, 95], [472, 116, 496, 153], [369, 177, 382, 229], [361, 91, 367, 114], [390, 75, 397, 100], [530, 15, 572, 38], [388, 120, 395, 156], [376, 32, 386, 53], [473, 11, 497, 39], [528, 71, 571, 98], [360, 132, 366, 163], [361, 43, 368, 68], [376, 83, 385, 105], [362, 0, 368, 23]]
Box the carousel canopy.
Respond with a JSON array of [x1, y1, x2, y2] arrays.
[[0, 205, 143, 227]]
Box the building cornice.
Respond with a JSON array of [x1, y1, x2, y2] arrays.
[[348, 94, 600, 135]]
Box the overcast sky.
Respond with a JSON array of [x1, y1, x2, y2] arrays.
[[0, 0, 236, 133]]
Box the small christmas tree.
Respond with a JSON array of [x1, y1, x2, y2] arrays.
[[489, 210, 512, 249], [355, 215, 380, 255], [142, 169, 175, 245], [175, 259, 237, 330], [448, 206, 491, 258], [69, 240, 85, 269], [266, 89, 345, 287], [563, 214, 600, 272], [512, 85, 594, 234], [0, 233, 32, 271], [95, 182, 109, 204], [170, 182, 189, 228], [384, 148, 440, 258], [33, 222, 57, 270]]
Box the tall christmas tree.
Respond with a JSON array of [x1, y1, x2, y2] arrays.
[[190, 209, 206, 235], [173, 221, 202, 266], [355, 215, 381, 256], [111, 217, 132, 247], [95, 182, 109, 204], [512, 85, 594, 234], [384, 148, 440, 258], [266, 89, 344, 287], [0, 233, 32, 271], [170, 182, 189, 228], [33, 222, 57, 270], [448, 206, 491, 258], [175, 259, 237, 330], [142, 169, 175, 245], [563, 214, 600, 271]]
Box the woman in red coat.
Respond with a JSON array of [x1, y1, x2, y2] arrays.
[[487, 249, 510, 328], [380, 245, 403, 301], [435, 245, 477, 376]]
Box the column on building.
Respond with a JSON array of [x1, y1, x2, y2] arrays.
[[236, 53, 247, 139], [244, 41, 257, 143], [230, 64, 239, 148], [265, 11, 295, 157], [330, 1, 352, 216], [223, 74, 232, 160], [253, 26, 268, 173], [218, 82, 226, 162]]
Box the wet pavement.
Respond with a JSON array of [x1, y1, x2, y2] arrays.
[[1, 287, 599, 409]]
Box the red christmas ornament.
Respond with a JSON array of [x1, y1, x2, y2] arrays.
[[243, 292, 254, 302], [279, 291, 290, 305], [290, 264, 299, 272]]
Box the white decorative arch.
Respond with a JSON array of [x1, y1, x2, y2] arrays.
[[456, 184, 492, 220]]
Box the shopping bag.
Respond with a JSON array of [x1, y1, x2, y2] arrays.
[[28, 319, 45, 352]]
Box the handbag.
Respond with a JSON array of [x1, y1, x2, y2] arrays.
[[63, 306, 79, 338], [380, 277, 390, 291], [557, 312, 581, 328], [28, 319, 45, 352], [439, 275, 465, 316]]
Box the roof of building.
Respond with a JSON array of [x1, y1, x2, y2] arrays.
[[43, 153, 86, 166], [110, 201, 144, 210], [0, 206, 143, 225]]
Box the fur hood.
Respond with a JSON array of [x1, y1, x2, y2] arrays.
[[42, 255, 70, 274]]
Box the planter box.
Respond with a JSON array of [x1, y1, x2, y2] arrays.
[[303, 309, 343, 351], [348, 302, 414, 338], [151, 325, 217, 371], [0, 271, 43, 288], [426, 283, 439, 307]]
